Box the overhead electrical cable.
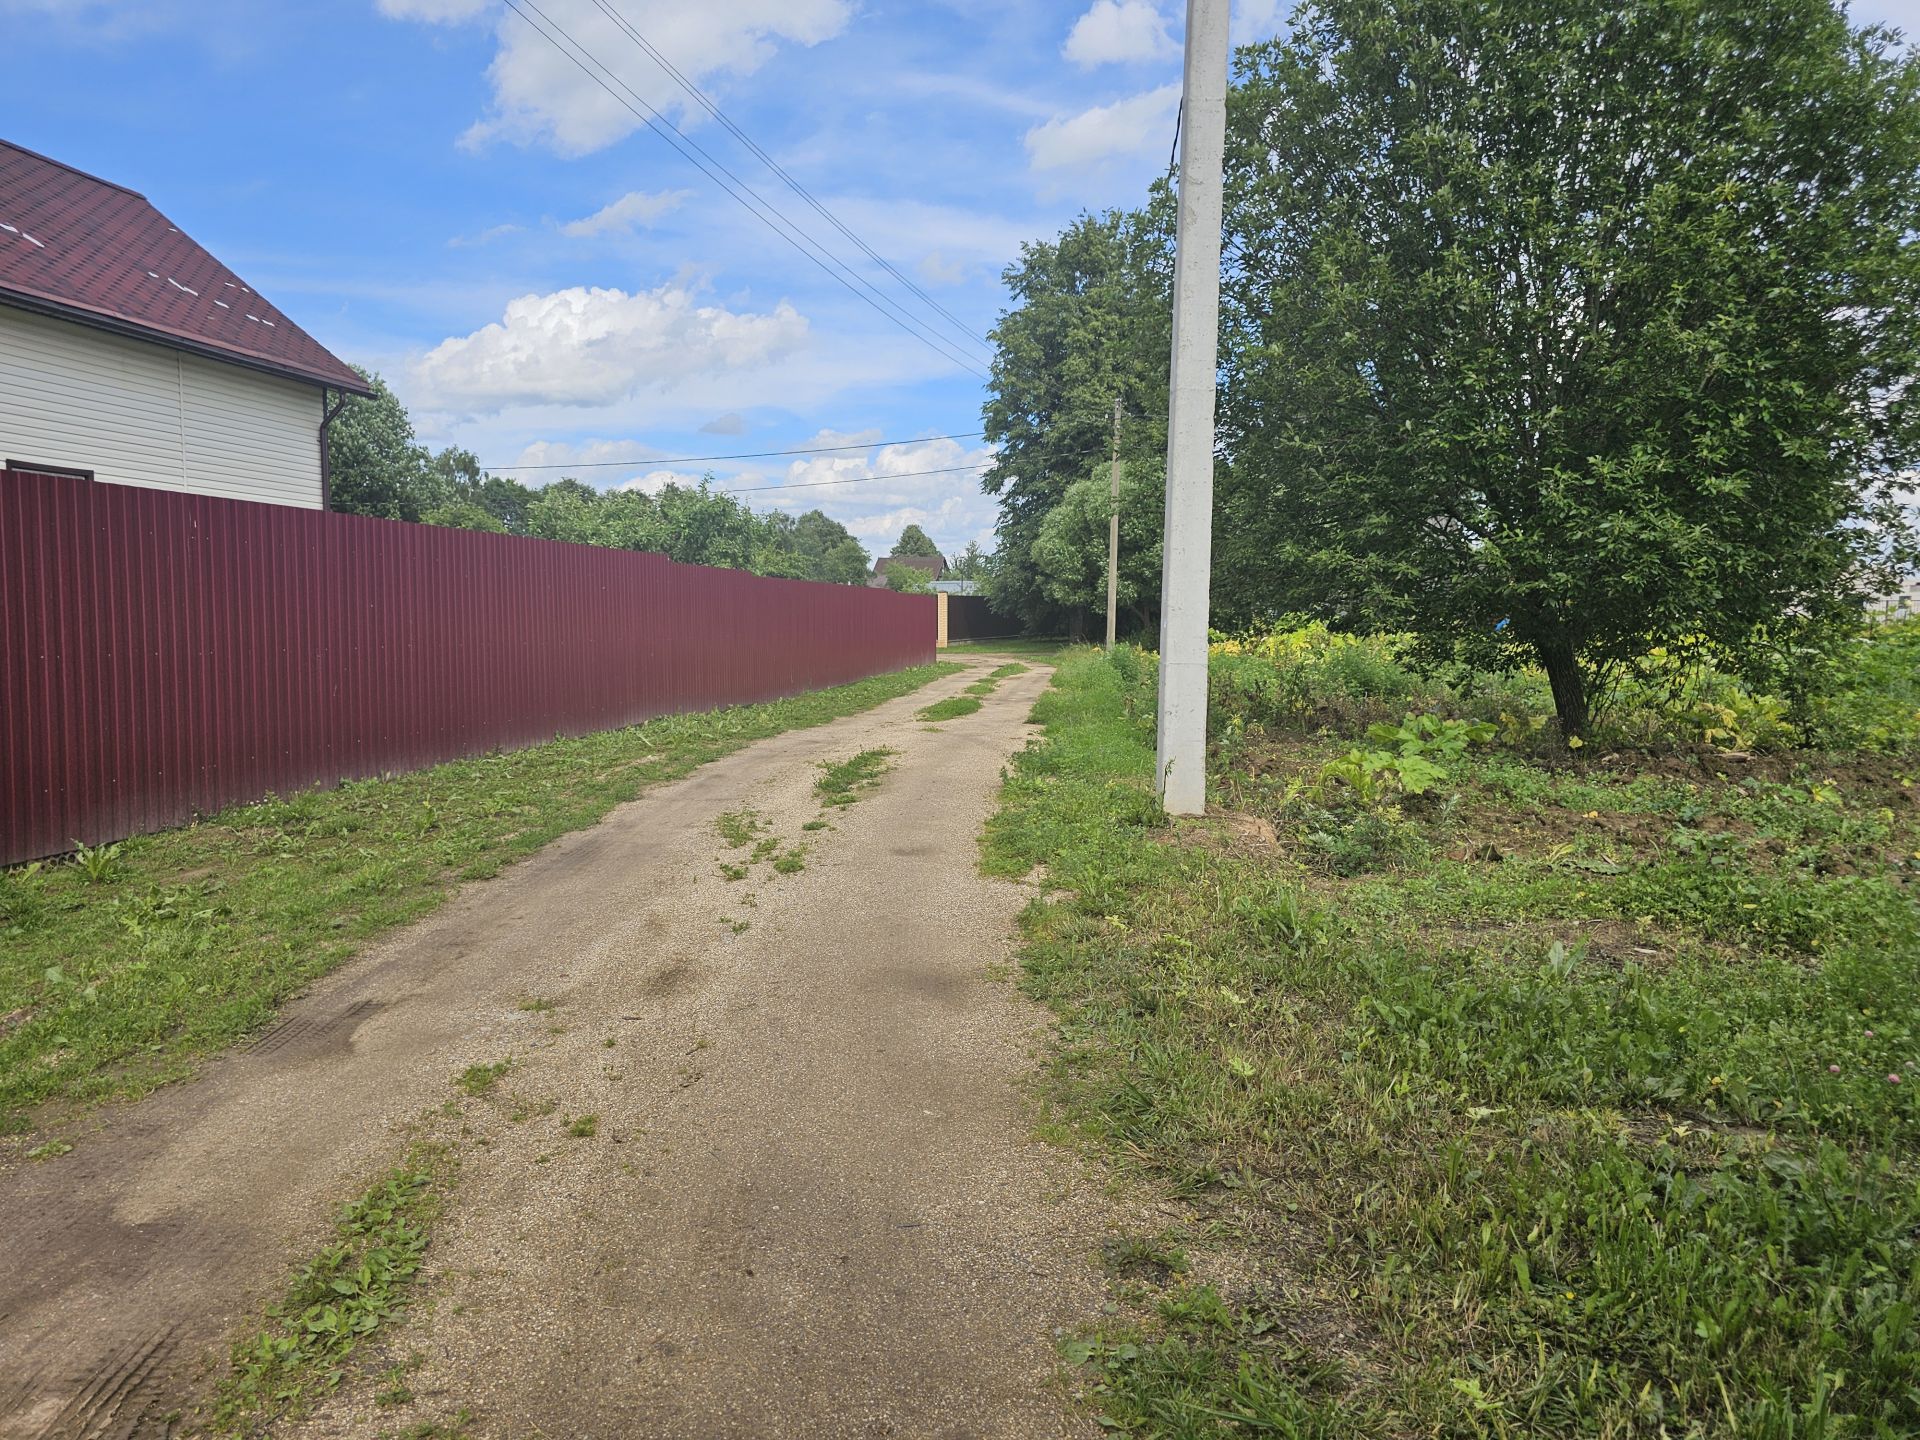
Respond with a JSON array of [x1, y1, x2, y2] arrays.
[[712, 446, 1105, 496], [486, 430, 987, 471], [501, 0, 991, 379], [713, 461, 994, 495], [586, 0, 993, 354]]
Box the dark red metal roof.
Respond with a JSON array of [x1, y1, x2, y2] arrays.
[[0, 140, 370, 394]]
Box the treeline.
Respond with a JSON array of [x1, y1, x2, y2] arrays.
[[325, 371, 871, 584], [983, 0, 1920, 736]]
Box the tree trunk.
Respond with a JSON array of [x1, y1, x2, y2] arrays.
[[1537, 637, 1590, 740]]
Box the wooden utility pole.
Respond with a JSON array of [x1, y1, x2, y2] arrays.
[[1155, 0, 1230, 815], [1105, 394, 1122, 651]]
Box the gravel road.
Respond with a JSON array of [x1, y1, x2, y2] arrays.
[[0, 658, 1116, 1440]]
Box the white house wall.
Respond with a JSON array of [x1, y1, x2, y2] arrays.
[[0, 303, 323, 508]]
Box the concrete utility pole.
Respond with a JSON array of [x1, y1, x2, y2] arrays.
[[1105, 394, 1122, 652], [1155, 0, 1230, 816]]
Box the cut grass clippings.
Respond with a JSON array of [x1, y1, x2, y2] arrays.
[[0, 661, 961, 1135], [211, 1143, 454, 1435], [988, 647, 1920, 1438]]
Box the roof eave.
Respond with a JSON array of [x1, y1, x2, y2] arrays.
[[0, 288, 373, 397]]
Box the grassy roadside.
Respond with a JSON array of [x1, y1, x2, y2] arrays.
[[988, 648, 1919, 1437], [0, 662, 960, 1137], [944, 637, 1069, 660]]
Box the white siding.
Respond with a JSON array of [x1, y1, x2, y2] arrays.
[[0, 303, 324, 507]]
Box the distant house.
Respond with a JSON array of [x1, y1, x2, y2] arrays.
[[0, 139, 369, 509], [1879, 575, 1920, 621], [869, 554, 947, 588]]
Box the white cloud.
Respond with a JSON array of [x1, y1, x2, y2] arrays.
[[1025, 83, 1180, 173], [380, 0, 852, 156], [917, 251, 970, 287], [617, 468, 705, 495], [509, 437, 665, 470], [560, 189, 691, 238], [412, 282, 809, 411], [447, 222, 523, 248], [1232, 0, 1286, 43], [374, 0, 487, 18], [1064, 0, 1177, 67], [755, 433, 999, 555], [700, 412, 748, 435]]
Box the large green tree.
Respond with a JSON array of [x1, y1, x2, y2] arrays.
[[983, 187, 1175, 631], [1030, 461, 1165, 633], [325, 368, 446, 522], [890, 524, 943, 559], [1220, 0, 1920, 734], [947, 540, 991, 581]]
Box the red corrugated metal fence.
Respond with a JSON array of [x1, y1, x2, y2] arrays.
[[0, 470, 935, 865]]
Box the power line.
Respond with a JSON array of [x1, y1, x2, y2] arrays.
[[487, 430, 986, 472], [501, 0, 992, 380], [715, 462, 993, 495], [587, 0, 993, 353], [712, 444, 1106, 495]]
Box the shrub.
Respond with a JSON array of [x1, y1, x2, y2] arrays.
[[1209, 623, 1432, 733]]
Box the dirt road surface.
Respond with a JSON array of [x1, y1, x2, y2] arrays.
[[0, 658, 1119, 1440]]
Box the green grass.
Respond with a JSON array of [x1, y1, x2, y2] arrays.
[[815, 748, 896, 807], [714, 807, 767, 848], [919, 695, 984, 723], [453, 1060, 512, 1098], [988, 648, 1920, 1438], [213, 1145, 454, 1434], [0, 661, 960, 1135], [987, 662, 1031, 680], [943, 637, 1068, 659]]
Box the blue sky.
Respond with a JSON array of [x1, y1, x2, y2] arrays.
[[5, 0, 1298, 559], [7, 0, 1918, 559]]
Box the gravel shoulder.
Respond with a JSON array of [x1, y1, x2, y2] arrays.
[[0, 658, 1117, 1440]]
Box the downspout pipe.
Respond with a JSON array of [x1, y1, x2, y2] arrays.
[[318, 388, 350, 511]]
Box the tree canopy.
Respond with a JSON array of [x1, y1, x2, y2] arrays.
[[890, 524, 943, 559], [1218, 0, 1920, 733], [324, 370, 871, 585], [982, 188, 1174, 633], [981, 0, 1920, 729]]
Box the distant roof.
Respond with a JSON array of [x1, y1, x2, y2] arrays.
[[874, 554, 947, 577], [0, 140, 370, 394]]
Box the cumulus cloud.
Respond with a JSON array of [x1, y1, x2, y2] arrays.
[[508, 437, 665, 470], [560, 189, 691, 238], [1232, 0, 1287, 42], [1064, 0, 1177, 67], [379, 0, 851, 155], [447, 222, 523, 248], [374, 0, 487, 18], [752, 433, 998, 554], [412, 282, 809, 411], [616, 469, 706, 495], [1025, 83, 1180, 172], [916, 251, 969, 287]]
